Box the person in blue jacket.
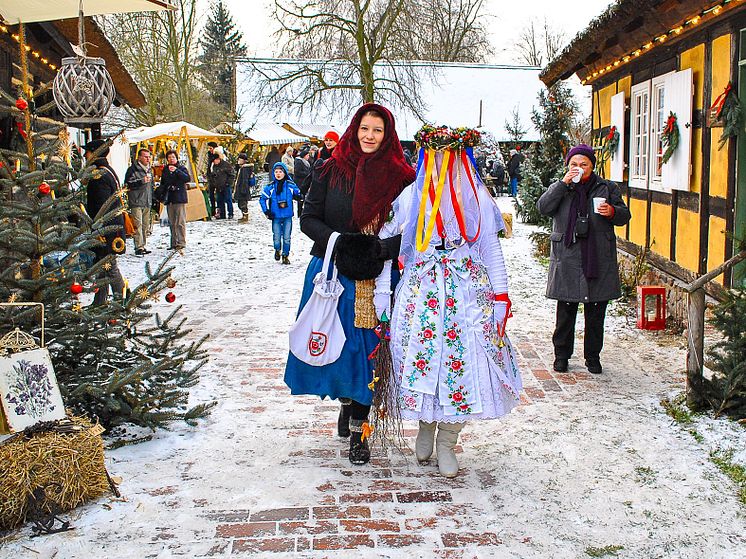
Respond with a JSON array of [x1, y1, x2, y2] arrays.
[[259, 162, 301, 264]]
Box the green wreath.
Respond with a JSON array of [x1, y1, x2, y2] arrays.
[[661, 112, 679, 165]]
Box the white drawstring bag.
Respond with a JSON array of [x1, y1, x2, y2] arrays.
[[289, 232, 346, 365]]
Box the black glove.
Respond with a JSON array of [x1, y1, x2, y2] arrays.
[[265, 211, 274, 220], [292, 193, 303, 201], [334, 232, 384, 280]]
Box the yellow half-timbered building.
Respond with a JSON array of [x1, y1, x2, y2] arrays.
[[542, 0, 746, 307]]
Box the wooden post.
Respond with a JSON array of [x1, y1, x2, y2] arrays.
[[686, 287, 706, 409]]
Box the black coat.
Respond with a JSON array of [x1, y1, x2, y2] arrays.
[[537, 176, 632, 302], [159, 164, 190, 205], [300, 165, 400, 260], [293, 156, 312, 194], [234, 165, 255, 201], [208, 159, 235, 193], [85, 159, 125, 256]]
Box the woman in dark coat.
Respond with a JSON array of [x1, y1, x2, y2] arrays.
[[158, 149, 190, 250], [82, 139, 126, 306], [537, 144, 631, 375], [284, 103, 416, 465]]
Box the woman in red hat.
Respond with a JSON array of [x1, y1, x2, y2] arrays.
[[284, 104, 415, 465]]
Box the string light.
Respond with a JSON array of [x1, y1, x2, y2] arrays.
[[3, 25, 59, 72], [582, 0, 735, 84]]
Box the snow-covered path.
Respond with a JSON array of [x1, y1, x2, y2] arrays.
[[2, 199, 745, 559]]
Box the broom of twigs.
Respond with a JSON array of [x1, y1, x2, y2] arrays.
[[368, 314, 406, 452]]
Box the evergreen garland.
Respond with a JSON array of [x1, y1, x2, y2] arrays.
[[711, 83, 744, 150], [661, 112, 679, 165]]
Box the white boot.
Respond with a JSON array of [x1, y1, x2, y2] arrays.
[[415, 421, 437, 463], [436, 422, 465, 478]]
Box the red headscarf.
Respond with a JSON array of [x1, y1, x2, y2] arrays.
[[322, 103, 416, 231]]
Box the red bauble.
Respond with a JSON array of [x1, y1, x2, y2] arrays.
[[165, 292, 176, 303], [70, 282, 83, 295], [15, 98, 28, 111], [38, 182, 51, 195]]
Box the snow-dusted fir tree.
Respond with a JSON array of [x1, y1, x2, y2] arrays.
[[197, 0, 247, 110], [0, 66, 213, 432]]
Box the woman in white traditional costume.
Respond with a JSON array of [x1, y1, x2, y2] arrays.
[[375, 126, 522, 478]]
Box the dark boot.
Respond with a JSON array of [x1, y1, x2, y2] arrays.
[[348, 419, 370, 465], [274, 250, 280, 261], [337, 403, 351, 438], [282, 255, 290, 265]]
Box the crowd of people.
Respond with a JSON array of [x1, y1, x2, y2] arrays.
[[84, 109, 630, 479]]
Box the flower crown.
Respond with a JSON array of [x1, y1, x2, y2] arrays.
[[414, 125, 481, 150]]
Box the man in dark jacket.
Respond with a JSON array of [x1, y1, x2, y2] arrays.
[[293, 146, 312, 214], [83, 139, 126, 306], [206, 142, 219, 217], [208, 146, 236, 219], [507, 148, 523, 197], [264, 146, 281, 172], [537, 144, 631, 375], [234, 153, 255, 222], [124, 148, 153, 255]]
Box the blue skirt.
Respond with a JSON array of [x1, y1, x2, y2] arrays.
[[284, 256, 394, 405]]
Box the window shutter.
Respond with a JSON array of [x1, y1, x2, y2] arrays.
[[661, 68, 693, 191], [609, 91, 626, 182]]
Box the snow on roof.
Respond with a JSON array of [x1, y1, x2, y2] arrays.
[[237, 61, 551, 143], [283, 123, 342, 140], [246, 123, 309, 146], [125, 121, 231, 143]]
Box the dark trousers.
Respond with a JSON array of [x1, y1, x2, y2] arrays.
[[348, 400, 370, 421], [209, 186, 216, 216], [552, 300, 609, 360]]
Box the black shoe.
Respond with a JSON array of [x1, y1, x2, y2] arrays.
[[553, 358, 568, 372], [143, 248, 152, 254], [337, 404, 351, 438], [282, 255, 290, 265], [348, 420, 370, 465], [135, 248, 145, 256], [274, 250, 281, 261], [586, 358, 603, 374]]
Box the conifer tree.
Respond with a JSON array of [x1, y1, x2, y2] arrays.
[[0, 60, 214, 432], [705, 275, 746, 419], [198, 0, 247, 111], [530, 83, 578, 189]]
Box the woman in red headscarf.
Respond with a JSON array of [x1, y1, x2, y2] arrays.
[[284, 104, 416, 465]]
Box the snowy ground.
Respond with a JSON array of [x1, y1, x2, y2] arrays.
[[2, 197, 745, 559]]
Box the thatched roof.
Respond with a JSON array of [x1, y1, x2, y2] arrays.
[[541, 0, 725, 87], [52, 17, 146, 108]]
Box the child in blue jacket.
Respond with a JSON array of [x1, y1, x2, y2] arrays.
[[259, 162, 301, 264]]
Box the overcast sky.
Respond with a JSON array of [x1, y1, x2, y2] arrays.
[[222, 0, 611, 64]]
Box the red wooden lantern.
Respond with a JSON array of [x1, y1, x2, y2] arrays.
[[637, 286, 667, 330]]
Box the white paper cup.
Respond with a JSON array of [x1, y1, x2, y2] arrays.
[[593, 197, 606, 213], [571, 167, 583, 183]]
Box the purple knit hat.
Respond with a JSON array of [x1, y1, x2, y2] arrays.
[[565, 144, 596, 167]]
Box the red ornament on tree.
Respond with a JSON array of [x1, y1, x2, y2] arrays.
[[165, 292, 176, 303], [38, 182, 51, 195], [70, 282, 83, 295], [15, 98, 28, 111]]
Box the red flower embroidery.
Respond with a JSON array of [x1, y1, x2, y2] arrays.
[[310, 341, 320, 351], [451, 360, 462, 371], [445, 297, 455, 308], [447, 329, 457, 340], [422, 328, 433, 339], [452, 391, 463, 402], [427, 298, 438, 309], [416, 359, 427, 370], [443, 268, 451, 278], [460, 404, 469, 411]]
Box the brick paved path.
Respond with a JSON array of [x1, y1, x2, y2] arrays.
[[3, 211, 743, 558]]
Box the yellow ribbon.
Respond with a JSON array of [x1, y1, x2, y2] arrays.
[[415, 148, 451, 252], [361, 422, 374, 443]]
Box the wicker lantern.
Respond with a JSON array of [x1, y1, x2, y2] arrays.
[[52, 56, 116, 125]]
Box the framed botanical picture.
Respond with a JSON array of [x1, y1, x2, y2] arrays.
[[0, 348, 66, 432]]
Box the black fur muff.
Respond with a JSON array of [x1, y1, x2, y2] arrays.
[[334, 233, 384, 280]]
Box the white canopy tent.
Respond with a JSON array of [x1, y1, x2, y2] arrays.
[[245, 123, 308, 146], [0, 0, 174, 24], [110, 121, 231, 186]]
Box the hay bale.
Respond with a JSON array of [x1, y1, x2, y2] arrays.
[[0, 416, 111, 530]]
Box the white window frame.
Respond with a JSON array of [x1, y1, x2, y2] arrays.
[[649, 72, 674, 193], [629, 80, 651, 190]]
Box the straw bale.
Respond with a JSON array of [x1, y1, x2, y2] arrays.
[[0, 416, 111, 530]]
